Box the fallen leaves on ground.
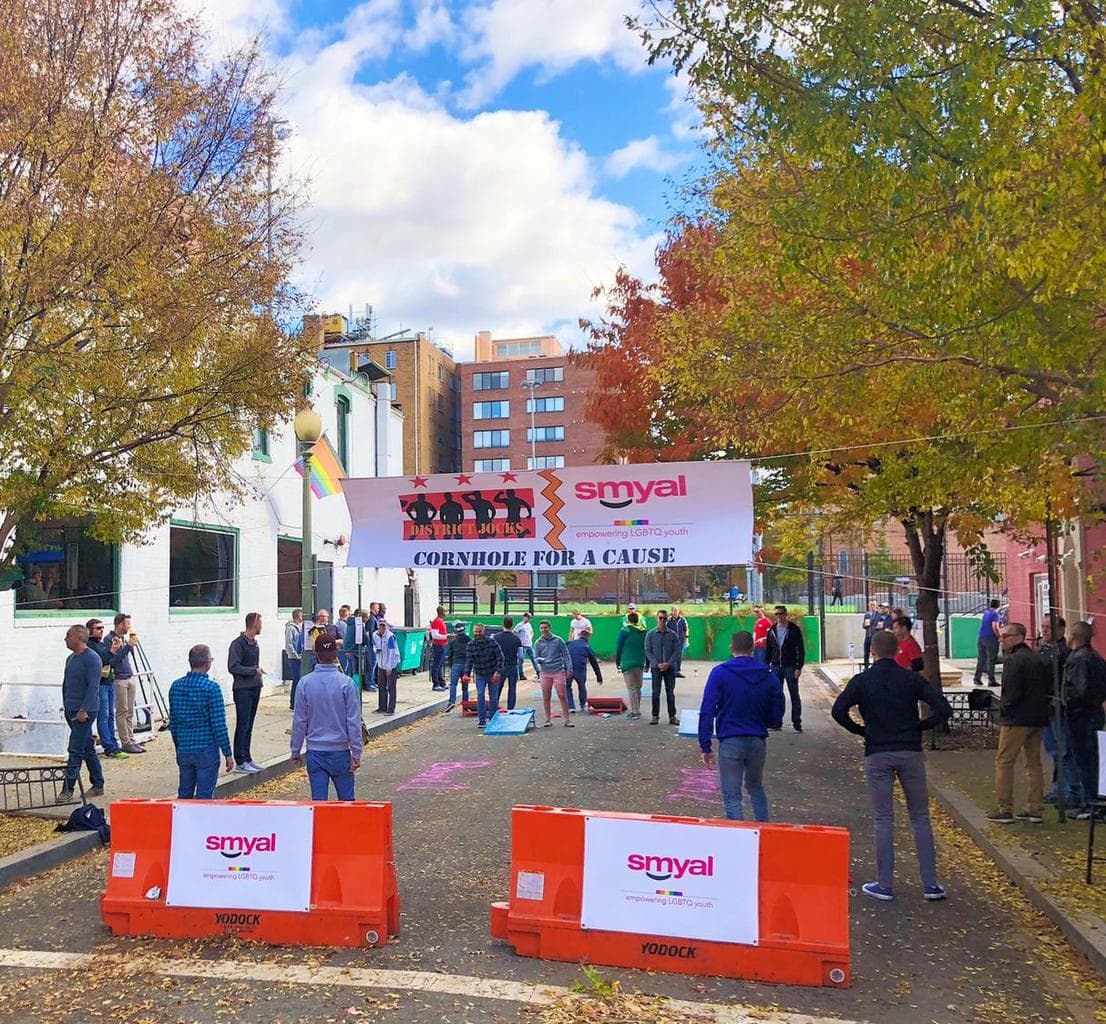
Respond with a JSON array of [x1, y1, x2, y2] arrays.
[[0, 813, 61, 857]]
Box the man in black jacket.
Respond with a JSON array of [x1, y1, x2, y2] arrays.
[[228, 612, 264, 774], [1039, 616, 1077, 806], [832, 631, 952, 901], [765, 606, 805, 732], [1064, 622, 1106, 820], [493, 617, 523, 711], [989, 622, 1051, 823]]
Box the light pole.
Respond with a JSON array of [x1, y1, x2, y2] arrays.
[[521, 378, 541, 469], [294, 406, 322, 669]]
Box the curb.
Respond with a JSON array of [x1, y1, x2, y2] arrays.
[[813, 665, 1106, 981], [0, 696, 448, 890]]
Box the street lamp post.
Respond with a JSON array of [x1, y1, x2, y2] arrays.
[[521, 378, 541, 469], [294, 406, 322, 670]]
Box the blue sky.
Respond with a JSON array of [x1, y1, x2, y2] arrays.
[[191, 0, 701, 356]]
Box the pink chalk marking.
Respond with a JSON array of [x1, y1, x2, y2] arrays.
[[397, 759, 498, 791], [665, 766, 720, 805]]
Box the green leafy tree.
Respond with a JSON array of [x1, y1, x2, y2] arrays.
[[0, 0, 309, 578], [477, 571, 517, 591], [563, 569, 600, 599]]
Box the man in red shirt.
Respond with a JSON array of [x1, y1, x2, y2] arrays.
[[892, 617, 924, 673], [752, 605, 772, 665], [428, 606, 449, 692]]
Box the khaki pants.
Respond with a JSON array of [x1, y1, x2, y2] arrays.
[[995, 725, 1044, 814], [622, 667, 643, 714], [114, 677, 137, 746]]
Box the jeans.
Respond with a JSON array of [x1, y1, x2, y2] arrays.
[[717, 736, 769, 821], [975, 636, 999, 686], [1043, 719, 1082, 803], [753, 647, 768, 666], [1069, 708, 1105, 807], [499, 665, 518, 710], [430, 644, 446, 688], [97, 683, 120, 754], [64, 714, 104, 790], [650, 666, 677, 719], [995, 725, 1045, 814], [865, 750, 938, 890], [773, 665, 802, 726], [622, 667, 643, 714], [518, 645, 539, 677], [306, 748, 355, 801], [232, 687, 261, 765], [288, 657, 302, 709], [475, 673, 501, 724], [376, 666, 398, 714], [177, 743, 221, 799], [863, 635, 873, 670], [448, 663, 470, 704], [565, 673, 588, 711]]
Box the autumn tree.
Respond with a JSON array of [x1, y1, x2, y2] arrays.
[[0, 0, 310, 578], [563, 569, 600, 599]]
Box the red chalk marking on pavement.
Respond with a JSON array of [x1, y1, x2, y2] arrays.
[[665, 766, 720, 806], [396, 760, 498, 791]]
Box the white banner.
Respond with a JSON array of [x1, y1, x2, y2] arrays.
[[166, 803, 314, 912], [343, 461, 753, 570], [580, 817, 760, 946]]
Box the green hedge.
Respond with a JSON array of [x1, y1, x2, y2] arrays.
[[452, 614, 821, 664]]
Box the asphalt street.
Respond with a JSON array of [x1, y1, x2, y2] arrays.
[[0, 664, 1101, 1024]]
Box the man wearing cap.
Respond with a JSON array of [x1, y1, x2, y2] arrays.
[[445, 620, 471, 712], [372, 618, 401, 715], [291, 633, 361, 800]]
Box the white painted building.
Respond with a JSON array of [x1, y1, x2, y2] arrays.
[[0, 356, 437, 756]]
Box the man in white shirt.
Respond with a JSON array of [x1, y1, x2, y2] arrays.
[[371, 619, 401, 716], [569, 609, 593, 642], [515, 612, 539, 679]]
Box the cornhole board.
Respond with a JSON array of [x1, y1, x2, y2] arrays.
[[485, 709, 536, 735], [678, 708, 716, 739], [586, 697, 627, 714]]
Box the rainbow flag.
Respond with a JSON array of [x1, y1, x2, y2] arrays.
[[294, 437, 345, 498]]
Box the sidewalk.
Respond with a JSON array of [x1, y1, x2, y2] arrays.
[[0, 680, 447, 823], [816, 661, 1106, 979]]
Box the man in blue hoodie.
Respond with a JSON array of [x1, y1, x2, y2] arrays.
[[698, 631, 784, 821]]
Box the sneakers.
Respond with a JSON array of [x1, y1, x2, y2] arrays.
[[477, 720, 486, 728], [676, 672, 685, 678], [923, 884, 947, 901], [244, 760, 263, 772], [103, 750, 129, 760], [569, 708, 577, 714], [793, 723, 803, 733], [86, 786, 105, 797], [625, 711, 640, 720], [122, 743, 145, 754], [986, 810, 1016, 823], [443, 703, 455, 713], [234, 763, 259, 774], [861, 882, 895, 901], [1014, 811, 1043, 823]]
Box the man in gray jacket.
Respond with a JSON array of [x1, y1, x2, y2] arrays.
[[60, 624, 105, 801], [645, 610, 680, 726]]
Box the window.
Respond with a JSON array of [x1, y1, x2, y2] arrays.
[[385, 350, 397, 369], [251, 426, 270, 459], [277, 537, 302, 609], [169, 524, 236, 608], [528, 455, 565, 470], [495, 339, 544, 357], [526, 396, 564, 414], [474, 429, 510, 449], [527, 425, 564, 443], [838, 550, 850, 575], [524, 366, 563, 384], [473, 400, 510, 420], [335, 394, 351, 471], [535, 571, 564, 589], [389, 382, 398, 402], [14, 518, 117, 612], [474, 459, 511, 472], [473, 371, 509, 391], [438, 364, 444, 382]]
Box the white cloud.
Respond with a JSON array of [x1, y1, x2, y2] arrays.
[[459, 0, 646, 108], [605, 135, 683, 178], [404, 0, 456, 51], [278, 55, 660, 359], [663, 74, 700, 141], [178, 0, 291, 52]]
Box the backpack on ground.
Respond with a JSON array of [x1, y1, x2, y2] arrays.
[[54, 802, 111, 846]]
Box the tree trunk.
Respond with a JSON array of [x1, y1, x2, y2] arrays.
[[902, 512, 946, 687]]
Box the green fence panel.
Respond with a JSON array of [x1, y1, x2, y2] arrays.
[[950, 616, 983, 660]]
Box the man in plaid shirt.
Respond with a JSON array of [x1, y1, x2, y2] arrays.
[[168, 644, 234, 799], [462, 622, 504, 727]]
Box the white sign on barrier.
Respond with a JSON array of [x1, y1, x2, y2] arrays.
[[580, 817, 760, 946], [166, 803, 314, 912]]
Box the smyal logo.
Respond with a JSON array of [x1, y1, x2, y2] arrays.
[[573, 475, 687, 510], [205, 833, 278, 859], [627, 853, 714, 881]]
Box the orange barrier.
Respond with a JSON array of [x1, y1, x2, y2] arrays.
[[101, 799, 400, 947], [490, 805, 849, 987]]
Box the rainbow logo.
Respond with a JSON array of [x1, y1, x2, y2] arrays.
[[614, 519, 649, 526], [655, 889, 683, 896], [294, 436, 345, 498], [227, 866, 251, 873]]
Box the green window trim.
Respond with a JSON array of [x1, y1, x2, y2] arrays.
[[168, 519, 240, 614], [251, 451, 273, 463], [15, 608, 119, 621]]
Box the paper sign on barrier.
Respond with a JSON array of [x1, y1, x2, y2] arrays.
[[166, 803, 314, 912], [580, 816, 760, 946]]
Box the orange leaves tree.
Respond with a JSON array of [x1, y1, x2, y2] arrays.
[[0, 0, 311, 574]]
